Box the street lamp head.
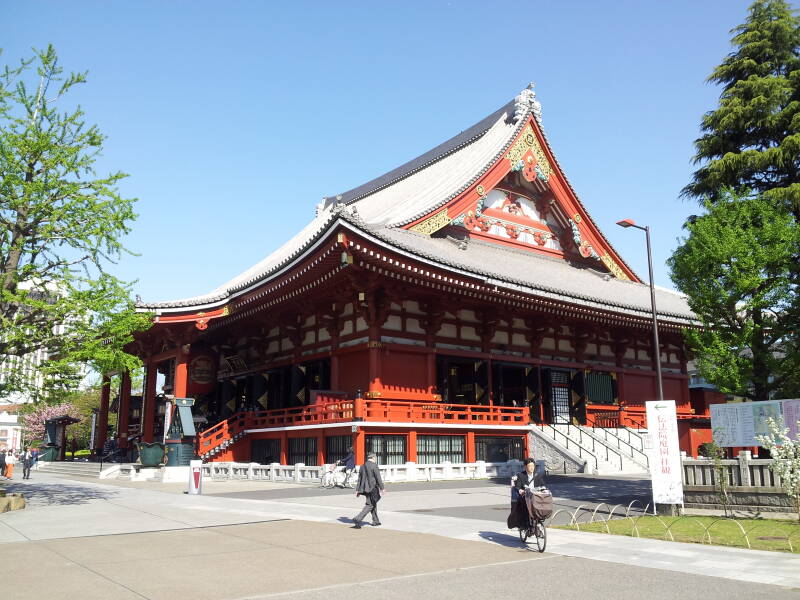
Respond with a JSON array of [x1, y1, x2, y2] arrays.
[[616, 218, 636, 228]]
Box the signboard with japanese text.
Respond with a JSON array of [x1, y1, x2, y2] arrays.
[[645, 400, 684, 505], [710, 399, 800, 447]]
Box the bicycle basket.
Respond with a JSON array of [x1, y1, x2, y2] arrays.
[[530, 489, 553, 520]]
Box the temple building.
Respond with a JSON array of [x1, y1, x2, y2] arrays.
[[113, 87, 702, 469]]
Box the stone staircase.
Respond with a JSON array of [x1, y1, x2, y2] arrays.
[[534, 424, 649, 475], [36, 461, 109, 478]]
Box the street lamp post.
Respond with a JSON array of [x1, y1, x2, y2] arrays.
[[616, 219, 664, 402]]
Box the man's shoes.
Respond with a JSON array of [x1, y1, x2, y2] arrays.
[[371, 521, 381, 526], [352, 520, 362, 529]]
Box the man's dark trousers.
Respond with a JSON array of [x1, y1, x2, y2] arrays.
[[354, 489, 380, 524]]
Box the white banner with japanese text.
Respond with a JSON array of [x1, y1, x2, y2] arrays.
[[645, 400, 684, 505]]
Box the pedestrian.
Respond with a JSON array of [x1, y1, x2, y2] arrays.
[[337, 446, 356, 486], [5, 449, 16, 480], [0, 449, 6, 479], [352, 452, 385, 529], [22, 447, 34, 480]]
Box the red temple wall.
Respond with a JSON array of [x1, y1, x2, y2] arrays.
[[337, 350, 369, 395], [678, 422, 714, 458], [620, 372, 656, 406], [379, 348, 428, 394], [219, 426, 528, 464]]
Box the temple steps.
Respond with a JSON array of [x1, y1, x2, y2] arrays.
[[534, 424, 649, 475], [35, 461, 105, 477]]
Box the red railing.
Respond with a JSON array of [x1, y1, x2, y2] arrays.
[[198, 398, 529, 457], [362, 400, 528, 424]]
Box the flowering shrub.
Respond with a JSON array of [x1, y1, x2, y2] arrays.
[[757, 417, 800, 522], [21, 402, 82, 443]]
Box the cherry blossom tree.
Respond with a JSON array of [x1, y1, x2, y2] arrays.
[[20, 401, 81, 444]]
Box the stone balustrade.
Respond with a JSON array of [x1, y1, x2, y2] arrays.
[[202, 459, 525, 483], [681, 451, 792, 512]]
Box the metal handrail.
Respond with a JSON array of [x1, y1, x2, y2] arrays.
[[547, 423, 625, 472], [535, 423, 599, 472], [585, 426, 648, 468], [573, 423, 624, 471], [583, 418, 649, 468]]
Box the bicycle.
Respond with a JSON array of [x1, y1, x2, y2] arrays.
[[320, 464, 355, 488], [517, 486, 551, 552]]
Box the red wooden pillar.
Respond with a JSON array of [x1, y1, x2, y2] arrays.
[[117, 371, 131, 449], [487, 363, 494, 406], [616, 370, 627, 426], [280, 431, 288, 464], [316, 431, 325, 465], [96, 375, 111, 453], [174, 352, 188, 398], [523, 431, 530, 458], [354, 428, 366, 464], [465, 430, 476, 463], [426, 351, 436, 395], [407, 430, 417, 462], [537, 366, 545, 423], [142, 362, 158, 443], [367, 331, 382, 394], [330, 353, 340, 390]]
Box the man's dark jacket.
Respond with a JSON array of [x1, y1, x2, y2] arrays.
[[356, 460, 384, 499]]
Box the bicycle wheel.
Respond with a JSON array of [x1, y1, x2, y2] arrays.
[[533, 520, 546, 552]]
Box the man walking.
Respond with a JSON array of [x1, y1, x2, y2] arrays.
[[352, 452, 384, 529], [22, 448, 34, 480]]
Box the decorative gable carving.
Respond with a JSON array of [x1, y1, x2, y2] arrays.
[[404, 110, 636, 281]]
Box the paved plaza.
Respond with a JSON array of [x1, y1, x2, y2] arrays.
[[1, 472, 798, 599]]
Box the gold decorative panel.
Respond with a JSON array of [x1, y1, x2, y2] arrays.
[[505, 124, 552, 179], [601, 253, 630, 280], [409, 210, 451, 235]]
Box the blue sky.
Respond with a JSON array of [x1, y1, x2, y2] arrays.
[[3, 0, 763, 303]]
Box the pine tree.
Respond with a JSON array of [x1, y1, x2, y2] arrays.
[[683, 0, 800, 219]]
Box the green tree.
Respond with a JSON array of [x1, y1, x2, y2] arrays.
[[683, 0, 800, 219], [668, 191, 800, 401], [0, 46, 151, 401]]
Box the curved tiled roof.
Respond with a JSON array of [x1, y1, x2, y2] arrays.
[[137, 89, 693, 325], [327, 100, 516, 208], [368, 227, 694, 322], [139, 97, 528, 310]]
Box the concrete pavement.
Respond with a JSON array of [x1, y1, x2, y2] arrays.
[[1, 472, 798, 598]]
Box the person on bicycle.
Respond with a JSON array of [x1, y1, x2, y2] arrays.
[[515, 457, 541, 495], [510, 458, 540, 527], [336, 446, 356, 486]]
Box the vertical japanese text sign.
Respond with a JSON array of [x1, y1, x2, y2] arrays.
[[645, 400, 684, 505]]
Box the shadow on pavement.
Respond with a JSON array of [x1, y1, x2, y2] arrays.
[[543, 475, 650, 506], [477, 530, 536, 551], [4, 481, 119, 507]]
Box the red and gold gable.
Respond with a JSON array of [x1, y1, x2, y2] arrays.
[[405, 116, 636, 282]]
